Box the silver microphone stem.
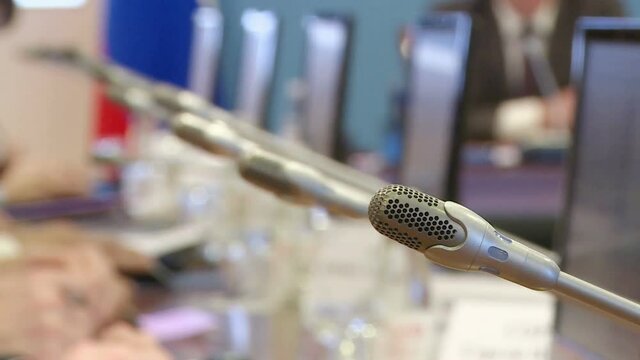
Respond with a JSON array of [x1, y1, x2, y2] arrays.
[[31, 48, 640, 329], [146, 83, 388, 195], [553, 272, 640, 328], [237, 147, 371, 217], [369, 185, 640, 329], [27, 48, 387, 196], [32, 49, 556, 253], [168, 111, 558, 257], [25, 46, 151, 89], [108, 84, 558, 255]]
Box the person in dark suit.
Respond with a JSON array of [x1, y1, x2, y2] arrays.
[[0, 0, 14, 27], [435, 0, 625, 142]]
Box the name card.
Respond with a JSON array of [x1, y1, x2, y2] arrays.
[[438, 299, 554, 360], [374, 311, 435, 360], [302, 219, 385, 314]]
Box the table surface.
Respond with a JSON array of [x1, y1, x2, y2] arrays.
[[459, 163, 566, 218], [133, 270, 559, 360], [3, 153, 570, 358]]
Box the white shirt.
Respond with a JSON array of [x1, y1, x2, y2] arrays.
[[491, 0, 568, 144], [492, 0, 560, 92]]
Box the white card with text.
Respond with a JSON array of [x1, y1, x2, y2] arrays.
[[438, 299, 554, 360]]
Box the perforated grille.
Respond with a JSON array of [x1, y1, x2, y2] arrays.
[[378, 220, 421, 250], [369, 185, 461, 250], [394, 185, 439, 207]]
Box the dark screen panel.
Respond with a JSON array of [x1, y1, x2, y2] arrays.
[[556, 19, 640, 359], [400, 13, 471, 199]]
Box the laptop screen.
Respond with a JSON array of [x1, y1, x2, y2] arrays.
[[400, 13, 471, 199], [556, 19, 640, 359]]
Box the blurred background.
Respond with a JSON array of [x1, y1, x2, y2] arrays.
[[0, 0, 638, 359], [2, 0, 637, 156]]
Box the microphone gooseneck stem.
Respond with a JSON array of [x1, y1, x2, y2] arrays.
[[229, 118, 387, 195], [553, 272, 640, 329], [32, 50, 640, 328], [25, 47, 388, 197]]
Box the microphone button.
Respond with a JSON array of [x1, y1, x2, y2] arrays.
[[488, 246, 509, 262]]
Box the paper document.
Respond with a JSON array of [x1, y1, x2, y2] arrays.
[[438, 299, 554, 360]]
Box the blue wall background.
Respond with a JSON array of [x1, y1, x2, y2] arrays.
[[217, 0, 431, 152], [629, 1, 640, 16]]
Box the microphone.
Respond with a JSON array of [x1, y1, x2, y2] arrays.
[[237, 148, 371, 217], [107, 88, 566, 249], [105, 86, 170, 120], [106, 86, 256, 160], [107, 90, 371, 217], [26, 48, 387, 197], [36, 48, 639, 328], [170, 113, 252, 159], [369, 184, 640, 328], [146, 83, 388, 196], [26, 46, 150, 90], [170, 113, 372, 217], [108, 82, 387, 197]]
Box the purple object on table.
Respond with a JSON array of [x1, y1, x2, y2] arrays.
[[139, 307, 218, 342], [4, 192, 120, 221], [459, 164, 565, 217]]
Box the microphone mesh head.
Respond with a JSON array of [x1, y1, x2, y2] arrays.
[[369, 185, 464, 251]]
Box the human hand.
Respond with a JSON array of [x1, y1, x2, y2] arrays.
[[12, 220, 154, 274], [62, 323, 171, 360], [0, 220, 157, 358], [0, 151, 91, 204], [543, 87, 576, 131], [13, 222, 139, 327], [0, 258, 95, 358]]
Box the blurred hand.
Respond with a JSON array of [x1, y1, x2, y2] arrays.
[[11, 220, 154, 274], [13, 222, 147, 325], [543, 87, 576, 131], [0, 220, 158, 358], [97, 235, 156, 275], [0, 151, 91, 204], [0, 259, 95, 358], [62, 323, 171, 360], [8, 219, 155, 274]]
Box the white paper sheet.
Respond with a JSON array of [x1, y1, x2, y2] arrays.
[[438, 299, 554, 360]]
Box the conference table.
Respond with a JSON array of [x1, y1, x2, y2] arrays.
[[124, 149, 568, 359], [2, 144, 568, 359], [459, 159, 566, 249]]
